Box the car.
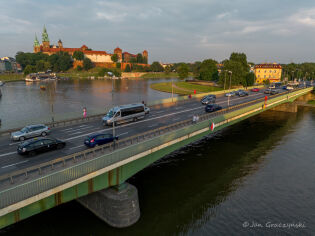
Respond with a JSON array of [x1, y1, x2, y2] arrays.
[[201, 95, 216, 105], [264, 89, 271, 94], [205, 104, 222, 113], [238, 91, 249, 97], [145, 106, 150, 114], [251, 88, 260, 92], [270, 89, 280, 95], [285, 86, 294, 90], [11, 124, 50, 141], [84, 133, 118, 148], [17, 138, 65, 156], [225, 92, 235, 97], [235, 89, 245, 96]]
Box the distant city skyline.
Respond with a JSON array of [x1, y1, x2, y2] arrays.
[[2, 0, 315, 63]]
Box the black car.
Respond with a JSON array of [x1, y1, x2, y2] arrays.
[[205, 104, 222, 113], [238, 91, 249, 97], [84, 133, 118, 148], [201, 95, 216, 105], [235, 90, 245, 96], [17, 138, 66, 156]]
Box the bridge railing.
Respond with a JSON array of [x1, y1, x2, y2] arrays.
[[0, 87, 312, 209]]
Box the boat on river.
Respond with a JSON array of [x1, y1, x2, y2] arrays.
[[25, 72, 58, 82], [0, 81, 4, 86]]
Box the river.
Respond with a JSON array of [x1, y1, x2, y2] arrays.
[[2, 106, 315, 235], [0, 78, 178, 131]]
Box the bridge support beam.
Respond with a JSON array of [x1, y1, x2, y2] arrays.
[[271, 102, 298, 113], [77, 183, 140, 228]]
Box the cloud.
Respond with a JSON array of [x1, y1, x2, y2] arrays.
[[291, 8, 315, 27]]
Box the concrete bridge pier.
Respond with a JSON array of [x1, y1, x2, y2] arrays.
[[77, 183, 140, 228], [271, 102, 298, 113]]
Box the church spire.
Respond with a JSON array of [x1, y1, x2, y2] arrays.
[[42, 25, 49, 42], [34, 34, 40, 47]]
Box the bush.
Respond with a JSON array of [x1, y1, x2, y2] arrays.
[[76, 65, 83, 71]]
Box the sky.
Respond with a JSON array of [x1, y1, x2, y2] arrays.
[[2, 0, 315, 64]]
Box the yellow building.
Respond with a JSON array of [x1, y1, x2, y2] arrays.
[[254, 63, 282, 84]]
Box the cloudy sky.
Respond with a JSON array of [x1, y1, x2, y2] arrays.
[[2, 0, 315, 63]]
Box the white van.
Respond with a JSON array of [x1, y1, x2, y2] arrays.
[[102, 103, 146, 126]]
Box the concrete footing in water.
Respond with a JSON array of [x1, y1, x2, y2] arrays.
[[77, 183, 140, 228], [271, 102, 298, 113]]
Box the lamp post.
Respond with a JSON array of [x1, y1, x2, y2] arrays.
[[228, 71, 232, 107], [224, 70, 227, 92], [109, 72, 116, 139]]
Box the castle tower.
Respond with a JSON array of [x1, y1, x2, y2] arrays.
[[33, 34, 40, 53], [42, 25, 50, 49], [114, 47, 122, 62], [58, 39, 63, 48], [142, 50, 148, 64]]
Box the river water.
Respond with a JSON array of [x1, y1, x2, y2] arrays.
[[0, 78, 177, 130], [2, 106, 315, 235]]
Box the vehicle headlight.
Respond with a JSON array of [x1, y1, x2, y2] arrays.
[[22, 148, 26, 152]]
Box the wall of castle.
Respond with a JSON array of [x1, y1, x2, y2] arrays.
[[85, 54, 112, 63]]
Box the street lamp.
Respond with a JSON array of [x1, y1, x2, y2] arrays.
[[224, 70, 227, 92], [109, 72, 116, 139], [228, 71, 232, 107]]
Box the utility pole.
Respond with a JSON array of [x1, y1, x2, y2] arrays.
[[228, 71, 232, 107]]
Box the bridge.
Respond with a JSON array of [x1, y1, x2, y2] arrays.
[[0, 86, 313, 228]]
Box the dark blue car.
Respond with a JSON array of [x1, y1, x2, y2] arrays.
[[205, 104, 222, 113], [84, 133, 118, 148]]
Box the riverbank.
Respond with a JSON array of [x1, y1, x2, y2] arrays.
[[0, 73, 24, 82], [150, 81, 222, 95]]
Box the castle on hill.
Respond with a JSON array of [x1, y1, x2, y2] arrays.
[[33, 26, 148, 67]]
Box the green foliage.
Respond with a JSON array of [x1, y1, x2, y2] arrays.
[[76, 65, 83, 71], [129, 57, 137, 63], [164, 65, 171, 75], [36, 60, 51, 72], [136, 53, 144, 63], [199, 59, 218, 81], [111, 54, 119, 63], [24, 65, 36, 75], [83, 58, 94, 70], [125, 64, 132, 72], [263, 79, 270, 85], [72, 51, 84, 61], [244, 72, 255, 87], [98, 67, 121, 77], [177, 63, 189, 79], [150, 62, 164, 72], [116, 62, 121, 69]]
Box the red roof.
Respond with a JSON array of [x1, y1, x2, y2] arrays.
[[254, 64, 282, 69], [123, 52, 136, 57]]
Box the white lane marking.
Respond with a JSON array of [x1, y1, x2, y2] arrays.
[[148, 124, 159, 128], [69, 145, 85, 150], [154, 111, 164, 114], [79, 125, 89, 127], [9, 142, 22, 146], [118, 132, 129, 137], [64, 126, 94, 133], [63, 127, 74, 131], [0, 151, 16, 157], [63, 94, 265, 141], [1, 160, 28, 169], [68, 131, 84, 135]]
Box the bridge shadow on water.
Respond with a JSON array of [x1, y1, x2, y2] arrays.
[[2, 109, 309, 236]]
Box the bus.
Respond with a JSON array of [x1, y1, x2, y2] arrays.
[[102, 103, 146, 126], [269, 82, 282, 89]]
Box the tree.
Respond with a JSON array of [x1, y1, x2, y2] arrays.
[[125, 64, 131, 72], [36, 60, 50, 72], [177, 63, 189, 79], [136, 53, 144, 63], [150, 62, 164, 72], [116, 62, 121, 69], [24, 65, 36, 75], [83, 58, 93, 70], [244, 72, 255, 87], [76, 65, 83, 71], [199, 59, 218, 81], [219, 60, 246, 86], [72, 51, 84, 61], [165, 65, 171, 75], [111, 54, 119, 63]]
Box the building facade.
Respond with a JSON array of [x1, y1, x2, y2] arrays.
[[0, 57, 21, 73], [33, 26, 148, 65], [254, 63, 282, 84]]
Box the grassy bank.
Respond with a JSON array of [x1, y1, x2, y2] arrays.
[[0, 73, 24, 82], [141, 72, 193, 79], [150, 81, 222, 95]]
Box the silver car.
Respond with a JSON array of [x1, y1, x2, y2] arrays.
[[11, 124, 50, 141]]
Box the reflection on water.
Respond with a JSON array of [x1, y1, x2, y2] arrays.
[[3, 108, 315, 235], [0, 78, 177, 130]]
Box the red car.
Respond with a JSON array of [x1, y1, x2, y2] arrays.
[[251, 88, 260, 92]]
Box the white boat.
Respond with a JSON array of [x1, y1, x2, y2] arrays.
[[0, 81, 4, 86]]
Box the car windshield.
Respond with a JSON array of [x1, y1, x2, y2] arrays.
[[107, 109, 114, 118], [21, 127, 29, 133]]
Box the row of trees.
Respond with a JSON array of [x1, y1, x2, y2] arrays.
[[282, 63, 315, 80]]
